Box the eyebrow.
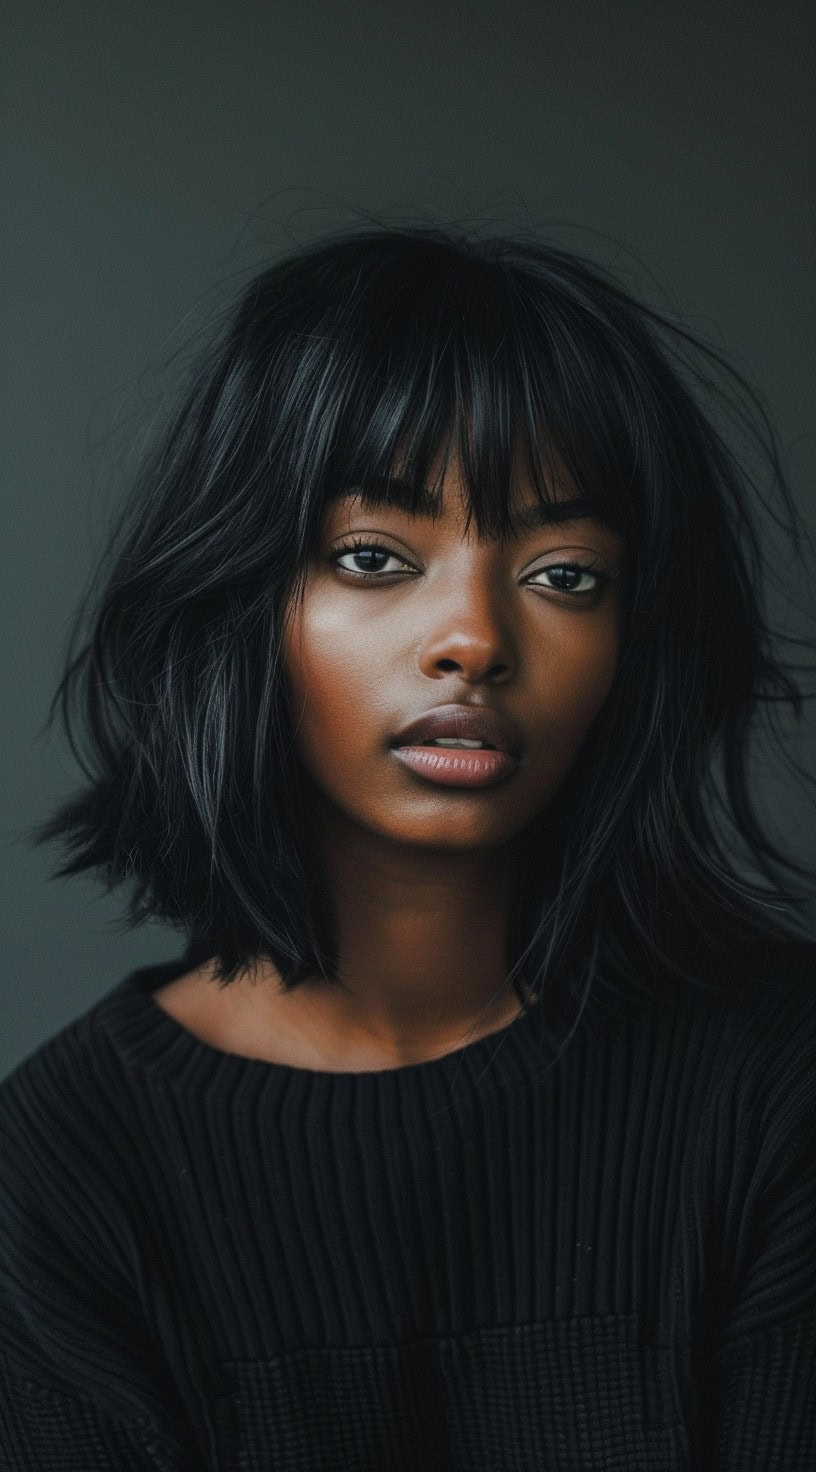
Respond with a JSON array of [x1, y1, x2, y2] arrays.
[[333, 477, 613, 530]]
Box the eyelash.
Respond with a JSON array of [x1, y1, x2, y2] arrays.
[[330, 538, 610, 599]]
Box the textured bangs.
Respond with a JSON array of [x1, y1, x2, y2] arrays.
[[286, 232, 636, 582], [23, 222, 816, 1041]]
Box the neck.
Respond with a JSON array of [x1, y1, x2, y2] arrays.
[[297, 789, 533, 1061]]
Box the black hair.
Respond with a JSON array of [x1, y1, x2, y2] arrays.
[[25, 221, 816, 1041]]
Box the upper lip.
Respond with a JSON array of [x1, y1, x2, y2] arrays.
[[390, 703, 523, 758]]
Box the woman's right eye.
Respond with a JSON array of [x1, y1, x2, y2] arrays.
[[331, 541, 413, 577]]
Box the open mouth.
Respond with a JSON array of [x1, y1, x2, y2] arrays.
[[417, 738, 497, 749], [388, 702, 523, 763]]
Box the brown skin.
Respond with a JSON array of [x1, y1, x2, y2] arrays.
[[154, 455, 626, 1070]]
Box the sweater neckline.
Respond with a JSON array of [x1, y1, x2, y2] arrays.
[[98, 955, 559, 1097]]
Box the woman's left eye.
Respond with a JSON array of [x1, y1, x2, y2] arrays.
[[526, 563, 605, 596], [330, 541, 607, 598]]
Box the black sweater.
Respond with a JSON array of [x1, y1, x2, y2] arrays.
[[1, 945, 815, 1470]]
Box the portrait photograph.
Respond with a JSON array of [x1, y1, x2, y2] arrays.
[[1, 2, 815, 1467]]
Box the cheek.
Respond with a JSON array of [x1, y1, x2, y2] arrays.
[[509, 629, 619, 814], [280, 597, 388, 771], [531, 616, 621, 748], [576, 623, 620, 714]]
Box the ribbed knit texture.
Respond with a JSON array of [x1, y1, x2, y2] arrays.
[[1, 945, 815, 1470]]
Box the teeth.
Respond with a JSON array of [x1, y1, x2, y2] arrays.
[[428, 737, 489, 748]]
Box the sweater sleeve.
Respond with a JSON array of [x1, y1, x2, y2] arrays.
[[0, 1352, 188, 1472], [0, 1062, 201, 1471], [709, 978, 816, 1469]]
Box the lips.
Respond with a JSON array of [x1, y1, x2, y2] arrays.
[[390, 703, 524, 758]]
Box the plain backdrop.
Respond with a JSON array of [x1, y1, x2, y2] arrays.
[[2, 0, 815, 1077]]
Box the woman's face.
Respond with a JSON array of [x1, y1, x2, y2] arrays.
[[280, 456, 627, 853]]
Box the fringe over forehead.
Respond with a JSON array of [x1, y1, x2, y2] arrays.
[[236, 229, 644, 574]]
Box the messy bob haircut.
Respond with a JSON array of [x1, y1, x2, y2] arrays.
[[28, 223, 816, 1039]]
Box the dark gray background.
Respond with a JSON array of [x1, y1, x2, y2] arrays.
[[3, 0, 814, 1077]]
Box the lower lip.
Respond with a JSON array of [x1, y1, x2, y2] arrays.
[[391, 744, 519, 788]]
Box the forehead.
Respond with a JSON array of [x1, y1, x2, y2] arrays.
[[325, 474, 621, 539]]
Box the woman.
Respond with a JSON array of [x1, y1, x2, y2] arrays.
[[1, 223, 814, 1469]]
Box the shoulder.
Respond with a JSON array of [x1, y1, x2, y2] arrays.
[[0, 978, 202, 1434], [0, 970, 172, 1359], [673, 934, 816, 1143], [607, 933, 816, 1132], [716, 933, 816, 1053], [1, 979, 124, 1125], [0, 973, 155, 1255], [689, 932, 816, 1053]]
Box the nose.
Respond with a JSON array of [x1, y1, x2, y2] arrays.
[[416, 574, 516, 684]]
